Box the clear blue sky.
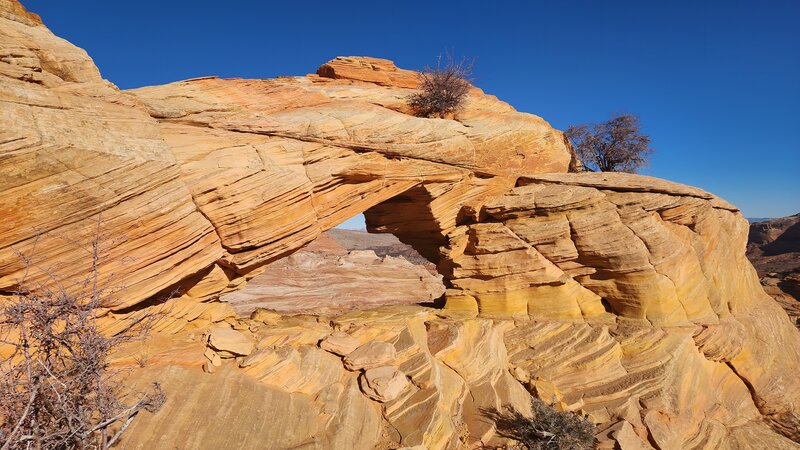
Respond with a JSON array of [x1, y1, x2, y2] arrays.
[[22, 0, 799, 225]]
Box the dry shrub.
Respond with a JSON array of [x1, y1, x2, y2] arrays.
[[484, 398, 596, 450], [0, 224, 164, 449], [408, 54, 473, 118], [565, 114, 654, 173]]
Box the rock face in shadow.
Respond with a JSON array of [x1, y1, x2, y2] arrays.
[[2, 1, 800, 448], [747, 213, 800, 326], [749, 214, 800, 260]]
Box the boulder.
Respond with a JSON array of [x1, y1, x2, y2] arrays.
[[204, 347, 222, 367], [319, 331, 360, 356], [343, 341, 396, 371], [316, 56, 420, 88], [202, 361, 216, 374], [359, 366, 409, 402], [609, 421, 651, 450], [207, 328, 254, 356], [250, 308, 282, 325]]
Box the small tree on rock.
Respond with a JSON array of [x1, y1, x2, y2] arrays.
[[565, 114, 654, 173], [408, 54, 473, 118]]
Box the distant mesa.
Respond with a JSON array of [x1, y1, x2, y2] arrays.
[[747, 212, 800, 326]]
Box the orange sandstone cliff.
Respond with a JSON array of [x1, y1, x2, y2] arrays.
[[1, 1, 799, 448]]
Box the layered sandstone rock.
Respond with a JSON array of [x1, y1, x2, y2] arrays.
[[2, 1, 800, 448], [317, 56, 420, 89], [0, 0, 572, 316], [206, 327, 255, 356], [126, 68, 571, 276], [428, 173, 800, 443], [0, 2, 222, 311], [114, 306, 800, 449], [326, 228, 436, 268], [359, 366, 409, 402], [438, 172, 741, 323], [319, 330, 360, 356], [219, 234, 445, 315], [343, 340, 397, 371]]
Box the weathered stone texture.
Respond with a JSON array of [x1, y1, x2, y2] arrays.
[[2, 1, 799, 448]]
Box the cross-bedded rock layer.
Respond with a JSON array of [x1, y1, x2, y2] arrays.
[[1, 1, 799, 447]]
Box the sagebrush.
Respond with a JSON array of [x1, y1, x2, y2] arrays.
[[408, 54, 473, 118], [486, 398, 596, 450]]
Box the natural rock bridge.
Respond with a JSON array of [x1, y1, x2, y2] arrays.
[[2, 3, 799, 447]]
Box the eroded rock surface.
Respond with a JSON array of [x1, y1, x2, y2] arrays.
[[359, 366, 409, 402], [219, 234, 445, 315], [319, 330, 360, 356], [344, 340, 397, 371], [2, 1, 800, 448], [326, 228, 436, 268], [115, 306, 800, 449], [0, 1, 222, 311]]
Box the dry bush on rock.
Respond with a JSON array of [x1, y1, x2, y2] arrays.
[[408, 54, 473, 118], [0, 229, 164, 449], [565, 114, 653, 173], [484, 398, 596, 450]]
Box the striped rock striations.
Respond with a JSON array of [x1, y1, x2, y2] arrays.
[[218, 233, 446, 316], [1, 1, 799, 448]]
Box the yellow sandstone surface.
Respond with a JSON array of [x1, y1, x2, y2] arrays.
[[1, 1, 799, 448], [114, 306, 800, 449]]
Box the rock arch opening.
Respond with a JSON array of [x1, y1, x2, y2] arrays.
[[218, 199, 448, 316]]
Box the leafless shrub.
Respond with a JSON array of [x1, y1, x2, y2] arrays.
[[565, 114, 654, 173], [483, 398, 596, 450], [408, 53, 474, 118], [0, 224, 165, 449]]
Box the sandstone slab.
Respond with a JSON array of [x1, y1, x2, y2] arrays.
[[220, 235, 444, 316], [343, 340, 396, 371], [320, 331, 360, 356], [206, 327, 254, 356], [359, 366, 409, 402]]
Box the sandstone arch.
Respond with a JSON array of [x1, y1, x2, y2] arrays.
[[2, 3, 800, 447]]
